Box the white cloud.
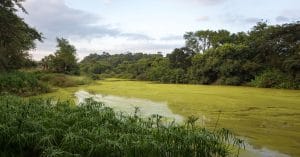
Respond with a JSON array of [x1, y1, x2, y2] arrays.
[[276, 16, 290, 22], [196, 16, 210, 22], [21, 0, 162, 60], [174, 0, 227, 5]]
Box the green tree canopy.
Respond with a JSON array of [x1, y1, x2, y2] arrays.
[[79, 22, 299, 89], [42, 38, 79, 75], [0, 0, 42, 71]]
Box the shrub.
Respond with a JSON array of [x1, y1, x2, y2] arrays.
[[38, 73, 92, 87], [88, 73, 101, 80], [38, 73, 77, 87], [99, 72, 117, 79], [250, 69, 298, 89], [218, 76, 241, 85], [0, 96, 243, 157], [0, 71, 50, 96]]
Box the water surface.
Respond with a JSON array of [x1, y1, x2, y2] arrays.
[[74, 90, 291, 157], [75, 90, 183, 122]]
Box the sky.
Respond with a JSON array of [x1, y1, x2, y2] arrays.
[[20, 0, 300, 60]]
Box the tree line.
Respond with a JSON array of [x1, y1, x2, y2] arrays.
[[80, 22, 300, 89]]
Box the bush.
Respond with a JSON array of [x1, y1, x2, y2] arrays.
[[88, 73, 101, 80], [250, 69, 298, 89], [99, 72, 117, 79], [0, 71, 50, 96], [39, 73, 77, 87], [38, 73, 92, 87], [0, 96, 243, 157], [217, 77, 241, 85]]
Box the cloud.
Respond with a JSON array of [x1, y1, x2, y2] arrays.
[[22, 0, 152, 40], [120, 33, 154, 40], [221, 13, 265, 24], [196, 16, 210, 22], [103, 0, 113, 4], [281, 9, 300, 18], [20, 0, 156, 60], [244, 17, 263, 23], [276, 16, 290, 22], [160, 35, 183, 41], [22, 0, 115, 39], [165, 0, 226, 6], [187, 0, 227, 5]]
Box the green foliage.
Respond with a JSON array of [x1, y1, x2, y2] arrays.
[[188, 44, 254, 85], [0, 96, 243, 157], [0, 0, 42, 72], [0, 71, 49, 96], [39, 73, 77, 87], [41, 38, 79, 75], [78, 22, 299, 89], [184, 30, 232, 53], [38, 73, 91, 87], [167, 47, 194, 70], [88, 73, 101, 80], [250, 69, 299, 89]]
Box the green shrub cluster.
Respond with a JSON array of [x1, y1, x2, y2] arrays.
[[0, 96, 243, 157], [0, 71, 49, 96], [38, 73, 91, 87], [38, 73, 77, 87], [250, 69, 300, 89]]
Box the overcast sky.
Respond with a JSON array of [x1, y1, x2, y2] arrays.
[[20, 0, 300, 60]]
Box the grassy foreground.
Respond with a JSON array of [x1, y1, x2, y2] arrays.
[[0, 96, 242, 157], [40, 78, 300, 156]]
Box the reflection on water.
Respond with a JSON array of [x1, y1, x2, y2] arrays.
[[240, 141, 290, 157], [74, 90, 290, 157], [75, 90, 183, 122]]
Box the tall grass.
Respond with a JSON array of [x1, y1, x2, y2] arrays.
[[0, 96, 243, 157], [37, 73, 92, 87], [0, 71, 50, 96]]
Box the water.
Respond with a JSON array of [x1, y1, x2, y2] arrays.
[[240, 141, 291, 157], [75, 90, 184, 122], [74, 90, 291, 157]]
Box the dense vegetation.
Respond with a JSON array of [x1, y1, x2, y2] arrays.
[[37, 72, 91, 88], [1, 0, 82, 95], [80, 22, 300, 89], [0, 0, 42, 72], [0, 96, 243, 157], [41, 38, 80, 75], [0, 71, 50, 96], [0, 71, 93, 96]]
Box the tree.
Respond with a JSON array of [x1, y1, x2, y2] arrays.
[[41, 54, 55, 70], [42, 38, 79, 74], [184, 30, 214, 53], [146, 58, 173, 83], [167, 47, 194, 70], [184, 30, 232, 53], [0, 0, 42, 71], [248, 22, 300, 83]]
